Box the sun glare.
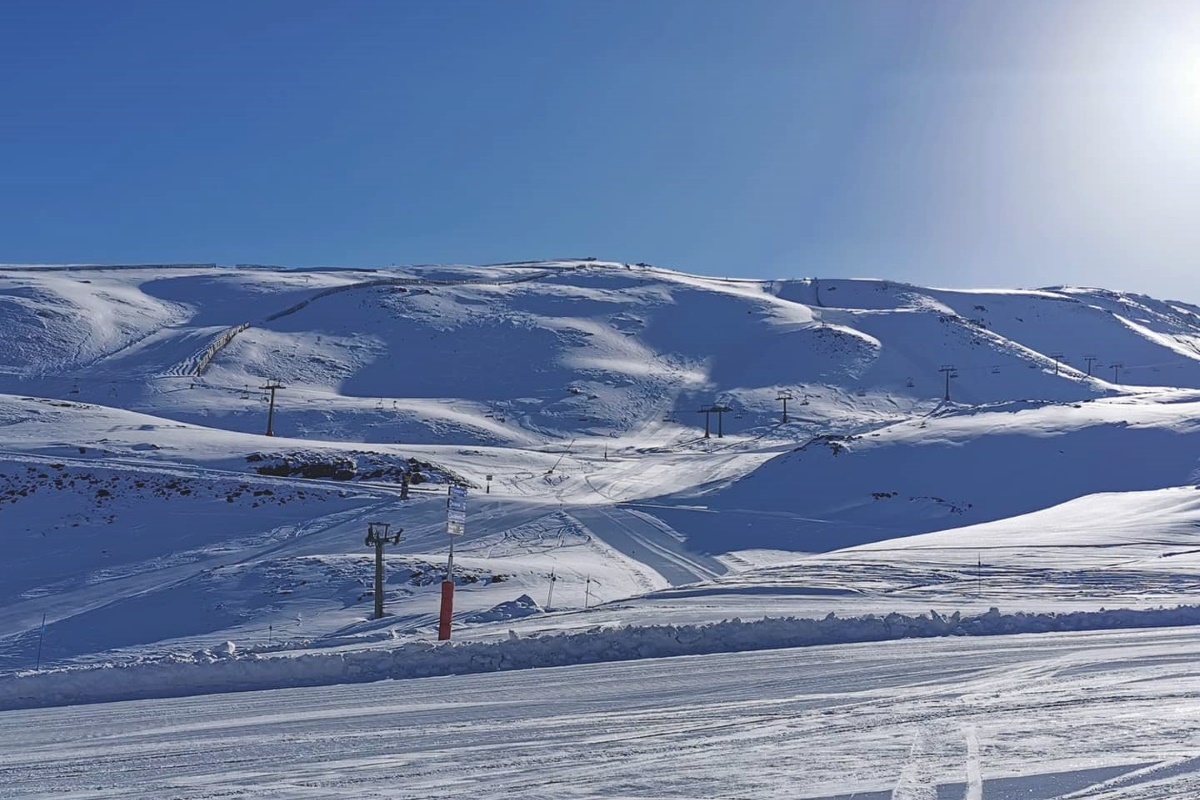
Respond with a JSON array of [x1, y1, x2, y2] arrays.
[[1141, 33, 1200, 143]]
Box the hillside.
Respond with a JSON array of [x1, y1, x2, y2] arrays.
[[3, 260, 1200, 670]]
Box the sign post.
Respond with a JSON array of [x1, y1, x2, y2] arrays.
[[439, 485, 467, 640]]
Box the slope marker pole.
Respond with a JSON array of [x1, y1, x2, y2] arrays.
[[441, 486, 467, 640]]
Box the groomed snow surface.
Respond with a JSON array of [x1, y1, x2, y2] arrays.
[[7, 628, 1200, 798], [5, 261, 1200, 796]]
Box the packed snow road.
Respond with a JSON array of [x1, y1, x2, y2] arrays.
[[4, 627, 1200, 798]]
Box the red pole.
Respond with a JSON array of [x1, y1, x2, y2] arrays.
[[438, 581, 454, 640]]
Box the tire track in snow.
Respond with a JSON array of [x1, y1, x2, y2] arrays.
[[963, 724, 982, 800], [893, 727, 937, 800], [1054, 755, 1200, 798], [892, 723, 983, 800]]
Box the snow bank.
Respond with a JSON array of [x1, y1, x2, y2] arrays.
[[462, 594, 542, 624], [6, 604, 1200, 711]]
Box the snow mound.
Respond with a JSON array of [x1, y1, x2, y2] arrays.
[[7, 604, 1200, 711], [463, 594, 543, 624]]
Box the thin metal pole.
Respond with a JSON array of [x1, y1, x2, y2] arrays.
[[374, 538, 385, 620], [35, 613, 46, 670]]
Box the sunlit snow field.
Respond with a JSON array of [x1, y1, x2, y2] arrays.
[[4, 261, 1200, 795]]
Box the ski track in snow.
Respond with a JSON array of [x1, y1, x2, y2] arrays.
[[568, 505, 723, 586]]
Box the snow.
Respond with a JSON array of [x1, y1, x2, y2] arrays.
[[7, 627, 1200, 797], [9, 603, 1200, 712], [6, 260, 1200, 794]]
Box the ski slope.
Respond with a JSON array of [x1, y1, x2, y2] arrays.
[[4, 261, 1200, 666], [4, 260, 1200, 799], [7, 260, 1200, 796]]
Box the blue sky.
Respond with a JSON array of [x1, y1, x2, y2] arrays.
[[2, 1, 1198, 298]]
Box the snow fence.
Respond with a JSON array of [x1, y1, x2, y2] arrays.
[[5, 604, 1200, 710]]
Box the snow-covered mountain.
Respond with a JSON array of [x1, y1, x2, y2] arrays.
[[4, 259, 1200, 672]]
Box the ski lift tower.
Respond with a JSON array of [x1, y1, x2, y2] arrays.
[[260, 381, 285, 436], [710, 404, 732, 438], [698, 404, 732, 438], [365, 522, 402, 620], [776, 391, 794, 424]]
